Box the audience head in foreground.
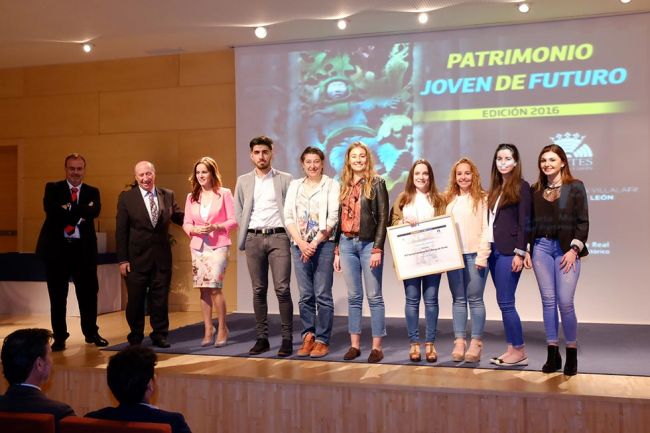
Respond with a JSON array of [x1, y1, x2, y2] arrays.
[[0, 328, 75, 421], [85, 346, 192, 433]]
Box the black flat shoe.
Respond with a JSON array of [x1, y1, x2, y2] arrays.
[[277, 339, 293, 357], [85, 334, 109, 347], [151, 338, 171, 348], [564, 347, 578, 376], [249, 338, 270, 355], [343, 347, 361, 360], [542, 345, 562, 373], [51, 339, 66, 352]]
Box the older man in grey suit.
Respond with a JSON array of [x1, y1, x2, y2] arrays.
[[235, 136, 294, 357]]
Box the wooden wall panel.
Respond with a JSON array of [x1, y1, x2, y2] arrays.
[[24, 56, 180, 96], [0, 67, 24, 98], [0, 93, 99, 139], [179, 50, 235, 86], [176, 128, 237, 187], [99, 85, 235, 133], [0, 146, 17, 251]]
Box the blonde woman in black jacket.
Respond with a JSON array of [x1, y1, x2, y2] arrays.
[[334, 142, 389, 363]]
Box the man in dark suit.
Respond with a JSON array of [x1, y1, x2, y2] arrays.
[[116, 161, 183, 348], [85, 346, 191, 433], [35, 153, 108, 351], [0, 328, 75, 423]]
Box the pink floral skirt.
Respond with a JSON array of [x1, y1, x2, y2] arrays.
[[190, 246, 229, 288]]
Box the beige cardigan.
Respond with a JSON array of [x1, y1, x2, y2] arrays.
[[445, 194, 491, 267]]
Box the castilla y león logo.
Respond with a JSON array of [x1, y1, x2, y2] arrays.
[[550, 132, 593, 170]]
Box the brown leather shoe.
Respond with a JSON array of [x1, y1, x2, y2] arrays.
[[367, 348, 384, 363], [297, 332, 315, 357], [425, 342, 437, 363], [310, 342, 329, 358], [464, 339, 483, 363], [343, 346, 361, 360], [409, 343, 421, 362], [452, 338, 466, 362]]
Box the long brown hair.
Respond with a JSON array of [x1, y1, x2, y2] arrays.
[[339, 142, 377, 201], [532, 144, 576, 191], [188, 156, 222, 203], [487, 143, 523, 209], [444, 157, 485, 212], [397, 159, 445, 214]]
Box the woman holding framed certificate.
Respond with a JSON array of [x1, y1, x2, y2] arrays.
[[391, 159, 446, 362], [444, 158, 491, 363], [486, 144, 531, 367], [524, 144, 589, 376], [334, 142, 389, 363]]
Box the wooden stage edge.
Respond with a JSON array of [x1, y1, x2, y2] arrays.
[[2, 311, 649, 433]]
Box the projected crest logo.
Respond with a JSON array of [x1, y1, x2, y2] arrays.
[[298, 44, 416, 191], [550, 132, 593, 170]]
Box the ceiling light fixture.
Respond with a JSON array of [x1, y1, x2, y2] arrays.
[[518, 3, 530, 13], [620, 0, 631, 4], [82, 43, 94, 53], [254, 26, 267, 39], [337, 19, 348, 30], [418, 12, 429, 24]]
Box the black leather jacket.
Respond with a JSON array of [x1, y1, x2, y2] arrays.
[[335, 176, 389, 250]]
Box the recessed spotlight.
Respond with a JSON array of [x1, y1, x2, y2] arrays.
[[620, 0, 631, 4], [337, 19, 348, 30], [518, 3, 530, 13], [254, 26, 267, 39], [418, 12, 429, 24], [82, 43, 94, 53]]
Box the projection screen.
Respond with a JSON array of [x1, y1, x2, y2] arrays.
[[235, 13, 649, 324]]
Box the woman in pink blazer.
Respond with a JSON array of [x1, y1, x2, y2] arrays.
[[183, 157, 237, 347]]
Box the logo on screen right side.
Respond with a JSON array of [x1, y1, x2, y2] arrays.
[[550, 132, 593, 170]]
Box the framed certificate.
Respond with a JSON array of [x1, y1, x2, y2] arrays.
[[387, 215, 465, 280]]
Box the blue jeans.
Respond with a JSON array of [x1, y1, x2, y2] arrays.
[[291, 242, 335, 345], [447, 253, 488, 339], [403, 274, 441, 343], [488, 245, 525, 348], [339, 236, 386, 338], [532, 238, 580, 345]]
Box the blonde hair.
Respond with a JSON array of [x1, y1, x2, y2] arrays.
[[339, 142, 377, 201], [444, 157, 485, 212]]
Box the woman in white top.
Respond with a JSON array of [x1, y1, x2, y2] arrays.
[[444, 158, 491, 363], [284, 147, 340, 358], [390, 159, 446, 362]]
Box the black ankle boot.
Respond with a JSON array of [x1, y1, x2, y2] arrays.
[[564, 347, 578, 376], [542, 345, 562, 373]]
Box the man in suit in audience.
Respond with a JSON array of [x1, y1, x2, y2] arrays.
[[0, 328, 75, 422], [116, 161, 183, 348], [85, 346, 191, 433], [35, 152, 108, 351], [235, 135, 294, 356]]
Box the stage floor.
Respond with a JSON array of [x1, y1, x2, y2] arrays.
[[104, 313, 650, 377], [1, 311, 649, 433]]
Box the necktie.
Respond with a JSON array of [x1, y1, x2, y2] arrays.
[[70, 187, 79, 203], [148, 192, 159, 227]]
